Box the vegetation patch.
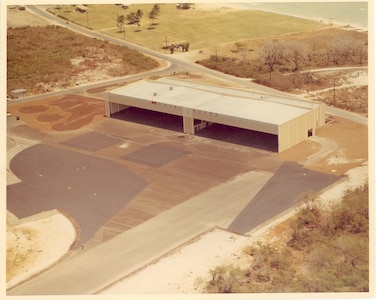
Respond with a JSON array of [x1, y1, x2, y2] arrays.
[[202, 184, 369, 293], [7, 25, 159, 95], [196, 28, 367, 113]]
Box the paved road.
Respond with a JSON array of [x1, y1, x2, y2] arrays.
[[228, 162, 342, 233], [25, 5, 316, 99], [326, 106, 368, 125]]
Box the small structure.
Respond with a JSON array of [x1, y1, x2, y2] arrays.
[[75, 5, 87, 13], [10, 89, 27, 99]]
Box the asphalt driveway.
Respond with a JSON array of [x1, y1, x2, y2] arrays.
[[7, 144, 148, 244], [227, 161, 342, 233]]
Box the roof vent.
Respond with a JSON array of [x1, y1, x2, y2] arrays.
[[169, 86, 173, 90], [153, 92, 157, 96]]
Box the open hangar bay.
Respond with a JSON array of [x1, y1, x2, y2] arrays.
[[105, 78, 326, 153]]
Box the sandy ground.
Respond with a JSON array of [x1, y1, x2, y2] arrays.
[[7, 6, 51, 28], [6, 210, 77, 290], [5, 3, 370, 293]]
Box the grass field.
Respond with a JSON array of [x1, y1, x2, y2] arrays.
[[51, 4, 325, 51]]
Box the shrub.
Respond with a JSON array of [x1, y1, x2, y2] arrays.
[[206, 265, 244, 293], [329, 183, 368, 235], [7, 25, 159, 94]]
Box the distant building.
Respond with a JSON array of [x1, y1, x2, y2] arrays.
[[105, 78, 325, 153], [75, 5, 87, 13], [10, 89, 27, 99]]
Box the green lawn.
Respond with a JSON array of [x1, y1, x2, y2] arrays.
[[51, 4, 325, 51]]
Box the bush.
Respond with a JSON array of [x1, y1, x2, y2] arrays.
[[330, 183, 368, 234], [201, 184, 369, 293], [206, 265, 244, 293], [197, 55, 259, 78]]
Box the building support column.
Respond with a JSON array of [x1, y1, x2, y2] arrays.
[[104, 94, 111, 117], [183, 116, 195, 134]]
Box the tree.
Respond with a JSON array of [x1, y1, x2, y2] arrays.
[[331, 37, 356, 65], [284, 41, 307, 72], [261, 40, 285, 80], [181, 42, 190, 52], [169, 44, 175, 54], [137, 9, 143, 18], [148, 4, 160, 27], [354, 41, 368, 65], [117, 14, 125, 32], [126, 9, 143, 24]]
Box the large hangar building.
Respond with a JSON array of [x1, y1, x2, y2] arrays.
[[105, 78, 325, 152]]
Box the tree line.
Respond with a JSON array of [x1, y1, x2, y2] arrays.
[[197, 35, 367, 81], [261, 38, 367, 79], [117, 4, 160, 32]]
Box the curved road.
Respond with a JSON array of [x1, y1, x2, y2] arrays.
[[21, 7, 341, 96], [23, 5, 369, 126]]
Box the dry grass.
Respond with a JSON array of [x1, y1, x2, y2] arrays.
[[7, 25, 159, 95], [50, 4, 325, 51]]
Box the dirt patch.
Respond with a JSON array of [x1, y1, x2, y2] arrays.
[[276, 139, 321, 163], [37, 113, 64, 123], [8, 95, 105, 131], [276, 115, 368, 175], [51, 115, 97, 131], [307, 117, 368, 174], [19, 105, 49, 114]]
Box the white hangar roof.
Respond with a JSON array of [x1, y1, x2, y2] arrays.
[[108, 78, 313, 126]]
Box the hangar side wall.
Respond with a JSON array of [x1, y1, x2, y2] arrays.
[[278, 103, 325, 152]]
